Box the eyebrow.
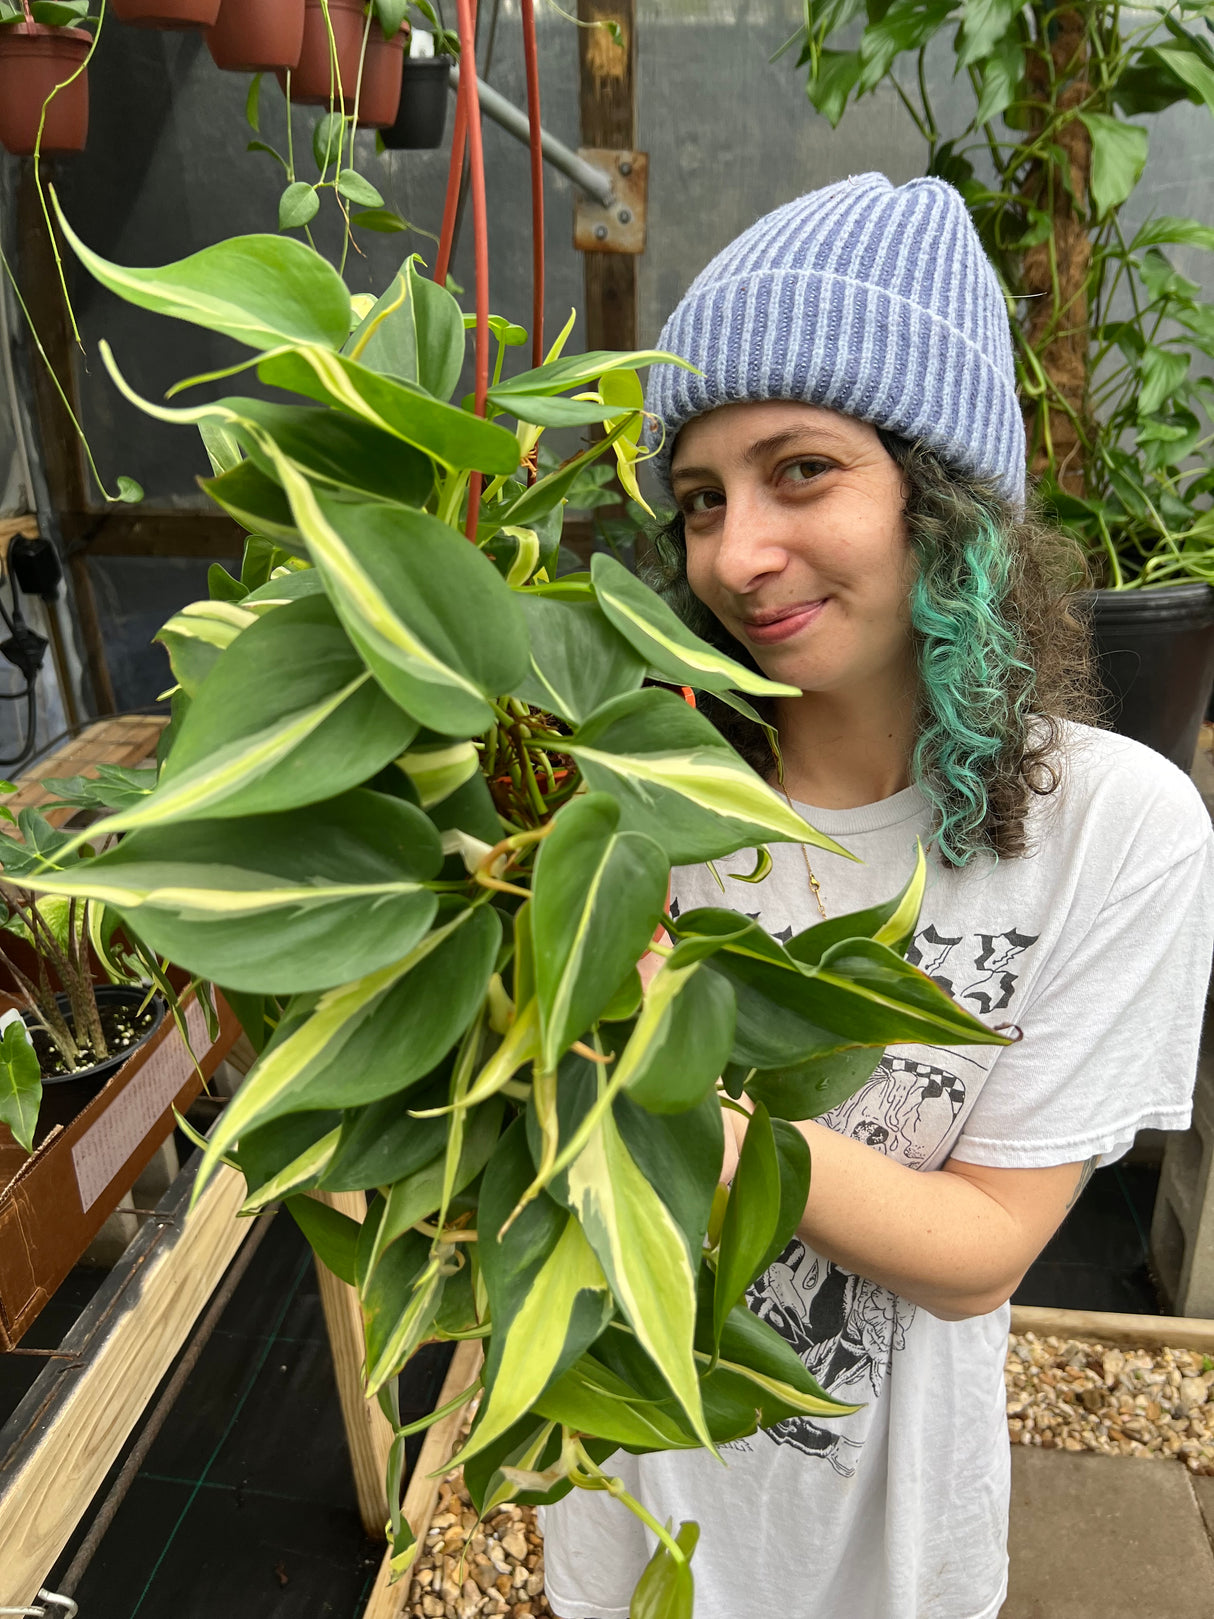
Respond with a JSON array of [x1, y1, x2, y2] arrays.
[[670, 427, 847, 487]]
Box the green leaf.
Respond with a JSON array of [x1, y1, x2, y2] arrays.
[[229, 396, 434, 507], [551, 1083, 713, 1449], [1077, 112, 1149, 217], [713, 1101, 780, 1344], [198, 416, 244, 478], [533, 1356, 700, 1451], [28, 0, 90, 22], [566, 688, 851, 865], [114, 596, 419, 826], [590, 554, 798, 699], [155, 599, 260, 698], [487, 348, 694, 403], [785, 842, 925, 967], [1132, 215, 1214, 255], [203, 459, 300, 541], [312, 109, 347, 173], [460, 1124, 612, 1465], [344, 256, 466, 401], [0, 1020, 39, 1155], [1151, 42, 1214, 114], [974, 38, 1024, 125], [531, 794, 669, 1070], [617, 948, 736, 1115], [858, 0, 956, 92], [746, 1045, 882, 1121], [247, 139, 290, 175], [805, 49, 863, 126], [630, 1522, 698, 1619], [115, 475, 144, 503], [203, 906, 500, 1164], [758, 1119, 812, 1272], [395, 739, 478, 808], [26, 790, 443, 994], [53, 198, 352, 352], [246, 71, 262, 131], [319, 1077, 449, 1192], [1138, 345, 1190, 416], [812, 936, 1012, 1045], [352, 208, 409, 233], [257, 345, 517, 472], [279, 182, 320, 231], [336, 169, 385, 207], [373, 0, 408, 36], [268, 467, 529, 736], [956, 0, 1019, 67], [284, 1192, 360, 1285], [614, 1088, 723, 1261], [1113, 51, 1197, 116], [493, 418, 633, 532]]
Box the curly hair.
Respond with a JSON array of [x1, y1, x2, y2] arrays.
[[644, 430, 1101, 866]]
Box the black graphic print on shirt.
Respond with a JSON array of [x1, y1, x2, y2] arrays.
[[725, 921, 1039, 1475]]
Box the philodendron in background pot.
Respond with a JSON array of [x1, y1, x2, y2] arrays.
[[0, 0, 95, 156], [791, 0, 1214, 769], [25, 209, 1008, 1615], [0, 794, 171, 1153]]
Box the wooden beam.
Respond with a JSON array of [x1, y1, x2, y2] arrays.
[[577, 0, 638, 352], [61, 510, 245, 560], [361, 1339, 484, 1619], [0, 1163, 252, 1607], [1010, 1305, 1214, 1353], [311, 1188, 395, 1538]]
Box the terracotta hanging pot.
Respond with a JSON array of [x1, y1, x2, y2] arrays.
[[356, 21, 405, 127], [0, 23, 91, 156], [276, 0, 363, 106], [111, 0, 221, 27], [207, 0, 304, 70], [381, 54, 450, 149]]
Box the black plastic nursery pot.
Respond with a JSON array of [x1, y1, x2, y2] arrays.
[[29, 984, 167, 1144], [1080, 582, 1214, 772], [380, 54, 451, 149]]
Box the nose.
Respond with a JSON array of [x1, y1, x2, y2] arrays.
[[712, 486, 791, 598]]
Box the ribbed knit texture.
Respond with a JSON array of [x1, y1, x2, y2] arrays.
[[644, 172, 1025, 507]]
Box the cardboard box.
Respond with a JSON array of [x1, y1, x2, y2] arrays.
[[0, 988, 241, 1350]]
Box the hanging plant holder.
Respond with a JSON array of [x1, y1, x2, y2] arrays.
[[381, 53, 451, 149], [276, 0, 362, 106], [111, 0, 220, 28], [0, 22, 91, 156], [207, 0, 304, 71]]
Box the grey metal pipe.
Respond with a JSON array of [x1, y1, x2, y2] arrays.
[[447, 64, 616, 209]]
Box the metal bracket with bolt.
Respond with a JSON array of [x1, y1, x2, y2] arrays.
[[573, 149, 648, 254]]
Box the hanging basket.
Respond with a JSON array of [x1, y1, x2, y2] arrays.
[[276, 0, 363, 106], [111, 0, 220, 28], [207, 0, 304, 70], [380, 53, 450, 149], [0, 23, 90, 156]]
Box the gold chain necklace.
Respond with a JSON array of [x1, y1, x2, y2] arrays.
[[778, 778, 827, 921]]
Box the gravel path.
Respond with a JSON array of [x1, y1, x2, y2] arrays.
[[1007, 1331, 1214, 1471], [400, 1330, 1214, 1616]]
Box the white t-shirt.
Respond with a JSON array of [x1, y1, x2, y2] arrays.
[[542, 723, 1214, 1619]]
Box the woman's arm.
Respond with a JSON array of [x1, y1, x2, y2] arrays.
[[722, 1106, 1093, 1321]]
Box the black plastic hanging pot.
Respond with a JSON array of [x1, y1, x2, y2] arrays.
[[1078, 582, 1214, 772], [380, 54, 451, 149], [29, 984, 167, 1144]]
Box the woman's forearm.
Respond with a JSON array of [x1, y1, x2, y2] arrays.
[[785, 1119, 1073, 1320]]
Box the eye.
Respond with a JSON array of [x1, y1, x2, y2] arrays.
[[780, 457, 832, 485], [681, 487, 725, 516]]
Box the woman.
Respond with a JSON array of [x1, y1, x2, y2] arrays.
[[541, 174, 1214, 1618]]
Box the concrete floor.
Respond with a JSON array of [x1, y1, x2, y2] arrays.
[[1004, 1448, 1214, 1618]]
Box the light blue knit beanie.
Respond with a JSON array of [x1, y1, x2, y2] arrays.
[[644, 172, 1025, 508]]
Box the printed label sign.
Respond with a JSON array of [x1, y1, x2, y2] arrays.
[[72, 998, 210, 1213]]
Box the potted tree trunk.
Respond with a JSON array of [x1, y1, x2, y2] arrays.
[[0, 0, 92, 156], [206, 0, 305, 72], [794, 0, 1214, 770]]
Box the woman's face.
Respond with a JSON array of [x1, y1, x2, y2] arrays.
[[670, 402, 916, 699]]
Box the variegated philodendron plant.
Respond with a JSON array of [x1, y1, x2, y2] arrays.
[[17, 199, 1008, 1617]]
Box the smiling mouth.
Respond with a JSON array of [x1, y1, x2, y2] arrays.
[[740, 600, 829, 645]]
